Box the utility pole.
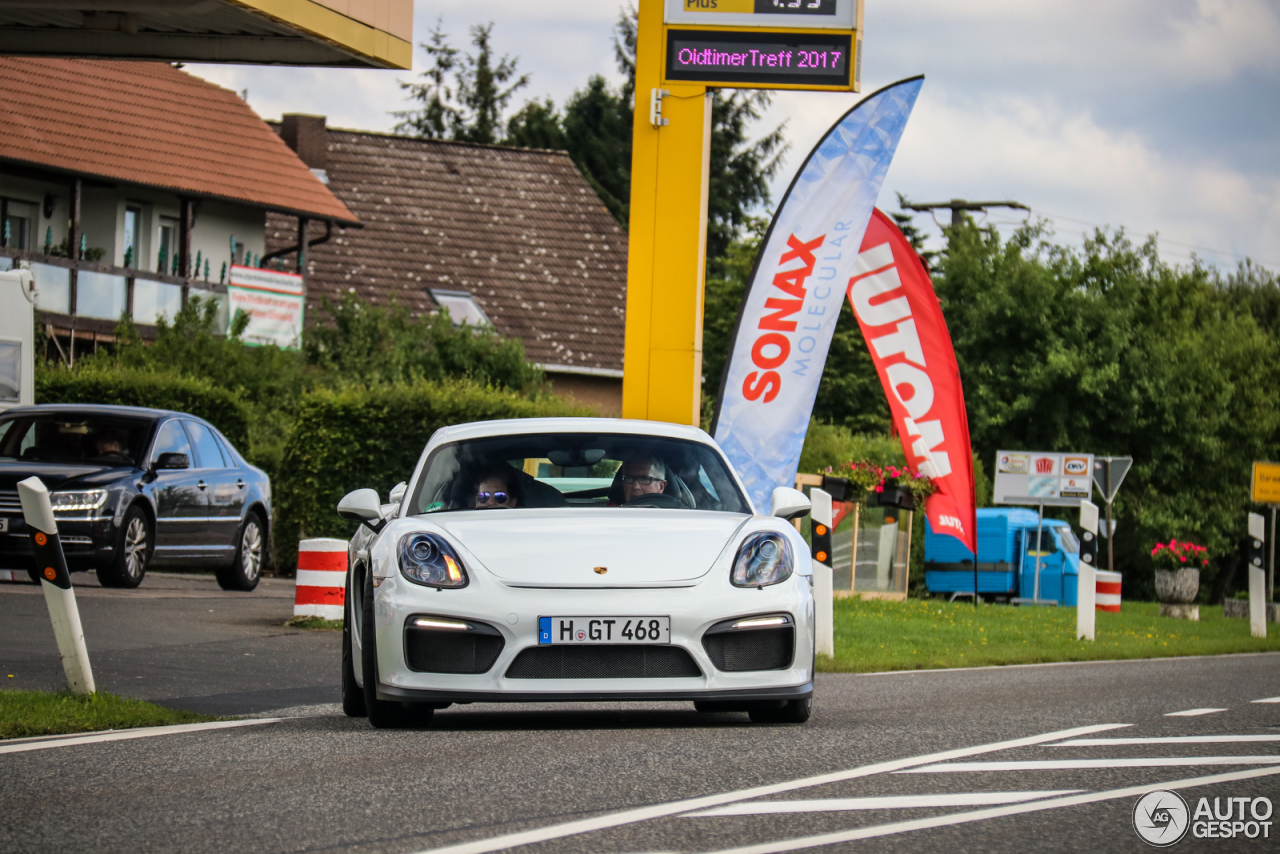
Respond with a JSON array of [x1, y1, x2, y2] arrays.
[[901, 199, 1029, 231]]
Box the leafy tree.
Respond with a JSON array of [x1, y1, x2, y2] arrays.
[[393, 20, 529, 145], [304, 292, 543, 392]]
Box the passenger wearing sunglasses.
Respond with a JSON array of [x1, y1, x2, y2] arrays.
[[473, 466, 522, 509]]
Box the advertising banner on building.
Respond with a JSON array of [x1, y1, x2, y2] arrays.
[[711, 76, 922, 513], [848, 209, 977, 553], [994, 450, 1096, 507], [227, 265, 305, 349]]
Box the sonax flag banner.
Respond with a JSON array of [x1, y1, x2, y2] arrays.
[[848, 209, 976, 553], [712, 76, 922, 513]]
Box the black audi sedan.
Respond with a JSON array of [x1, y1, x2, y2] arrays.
[[0, 404, 271, 590]]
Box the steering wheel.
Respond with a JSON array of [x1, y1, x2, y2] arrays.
[[91, 451, 131, 464], [623, 492, 685, 509]]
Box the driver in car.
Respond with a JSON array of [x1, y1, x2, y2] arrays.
[[620, 456, 668, 504]]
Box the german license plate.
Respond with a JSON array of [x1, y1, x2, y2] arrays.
[[0, 518, 8, 533], [539, 616, 670, 645]]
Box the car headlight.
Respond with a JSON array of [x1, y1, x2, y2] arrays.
[[50, 490, 108, 513], [731, 532, 793, 588], [398, 532, 468, 589]]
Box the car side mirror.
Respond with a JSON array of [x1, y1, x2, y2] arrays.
[[388, 481, 408, 504], [155, 452, 189, 470], [770, 486, 811, 521], [338, 488, 384, 530]]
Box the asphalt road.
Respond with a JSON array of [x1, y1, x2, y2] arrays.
[[0, 572, 339, 714], [3, 575, 1279, 854]]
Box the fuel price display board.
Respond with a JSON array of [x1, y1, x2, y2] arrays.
[[666, 0, 856, 29], [665, 29, 852, 87], [662, 0, 861, 91]]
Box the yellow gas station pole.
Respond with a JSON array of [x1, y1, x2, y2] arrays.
[[621, 0, 863, 427], [622, 0, 711, 427]]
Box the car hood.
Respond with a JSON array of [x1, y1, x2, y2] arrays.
[[428, 508, 752, 587], [0, 461, 136, 492]]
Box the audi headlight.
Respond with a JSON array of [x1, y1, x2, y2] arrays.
[[731, 532, 793, 588], [50, 489, 108, 514], [398, 532, 468, 589]]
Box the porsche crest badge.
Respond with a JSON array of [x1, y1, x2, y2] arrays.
[[593, 566, 608, 575]]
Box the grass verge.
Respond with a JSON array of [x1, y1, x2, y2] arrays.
[[0, 690, 219, 740], [285, 615, 343, 631], [819, 598, 1280, 673]]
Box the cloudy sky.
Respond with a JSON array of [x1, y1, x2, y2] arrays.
[[190, 0, 1280, 270]]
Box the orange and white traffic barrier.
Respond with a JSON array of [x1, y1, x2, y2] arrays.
[[294, 538, 348, 620], [1096, 570, 1122, 613]]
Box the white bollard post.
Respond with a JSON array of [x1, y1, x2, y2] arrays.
[[1249, 513, 1267, 639], [18, 477, 95, 695], [1250, 567, 1268, 639], [810, 488, 835, 658], [1077, 499, 1098, 641]]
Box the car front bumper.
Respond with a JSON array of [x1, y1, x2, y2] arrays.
[[365, 573, 816, 704], [0, 513, 116, 570]]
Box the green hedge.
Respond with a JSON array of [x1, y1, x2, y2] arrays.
[[35, 367, 251, 450], [273, 380, 591, 568]]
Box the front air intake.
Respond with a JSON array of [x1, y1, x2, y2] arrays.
[[702, 614, 795, 672], [404, 618, 504, 674], [505, 645, 702, 679]]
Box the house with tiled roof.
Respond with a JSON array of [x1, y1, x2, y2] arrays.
[[0, 58, 356, 358], [267, 115, 628, 414]]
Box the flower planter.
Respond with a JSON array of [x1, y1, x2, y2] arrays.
[[875, 484, 916, 511], [1155, 568, 1200, 620]]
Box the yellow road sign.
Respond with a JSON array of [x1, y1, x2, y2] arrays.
[[1252, 462, 1280, 504]]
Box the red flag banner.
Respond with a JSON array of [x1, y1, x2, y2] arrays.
[[846, 208, 977, 553]]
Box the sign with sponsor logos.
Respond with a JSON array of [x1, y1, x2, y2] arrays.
[[226, 265, 305, 350], [995, 450, 1095, 507], [711, 79, 921, 513]]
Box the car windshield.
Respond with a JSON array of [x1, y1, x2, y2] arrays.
[[1055, 525, 1080, 554], [0, 413, 153, 466], [410, 432, 751, 514]]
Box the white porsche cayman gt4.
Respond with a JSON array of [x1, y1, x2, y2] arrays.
[[338, 417, 816, 728]]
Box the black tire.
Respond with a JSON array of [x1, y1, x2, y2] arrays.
[[341, 569, 367, 718], [216, 511, 265, 591], [748, 696, 813, 724], [97, 504, 152, 589], [360, 567, 432, 729]]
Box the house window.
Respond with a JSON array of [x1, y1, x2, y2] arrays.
[[2, 199, 36, 250], [429, 289, 491, 328], [123, 206, 142, 268], [157, 217, 178, 274]]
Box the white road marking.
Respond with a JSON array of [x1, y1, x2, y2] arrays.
[[1165, 708, 1228, 716], [1253, 697, 1280, 703], [1053, 735, 1280, 746], [410, 723, 1130, 854], [0, 719, 281, 755], [683, 791, 1083, 816], [700, 765, 1280, 854], [901, 756, 1280, 773]]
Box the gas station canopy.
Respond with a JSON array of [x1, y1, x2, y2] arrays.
[[0, 0, 412, 68]]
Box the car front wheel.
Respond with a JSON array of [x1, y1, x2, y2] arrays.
[[216, 511, 265, 591], [361, 567, 431, 729], [97, 505, 151, 589], [749, 696, 813, 724]]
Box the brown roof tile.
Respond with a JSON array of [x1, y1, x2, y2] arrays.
[[0, 58, 356, 223], [267, 130, 627, 373]]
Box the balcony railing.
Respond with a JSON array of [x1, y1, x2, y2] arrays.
[[0, 248, 231, 359]]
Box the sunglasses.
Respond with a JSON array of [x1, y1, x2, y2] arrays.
[[476, 491, 510, 503]]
